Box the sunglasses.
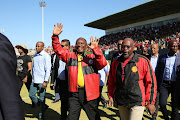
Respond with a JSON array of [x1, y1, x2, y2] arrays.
[[122, 45, 133, 49], [61, 45, 68, 47]]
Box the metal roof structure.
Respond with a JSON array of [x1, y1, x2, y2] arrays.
[[84, 0, 180, 30]]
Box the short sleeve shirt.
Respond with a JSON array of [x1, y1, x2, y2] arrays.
[[17, 55, 32, 80]]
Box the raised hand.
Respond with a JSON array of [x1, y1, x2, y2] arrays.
[[88, 36, 99, 49], [53, 23, 63, 36]]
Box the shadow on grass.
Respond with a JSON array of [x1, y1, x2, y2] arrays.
[[166, 101, 172, 107], [143, 114, 151, 120], [98, 106, 119, 120], [158, 108, 172, 119], [37, 92, 55, 101], [107, 107, 119, 116], [23, 101, 60, 119], [45, 93, 55, 101]]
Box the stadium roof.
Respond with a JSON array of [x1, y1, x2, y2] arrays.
[[84, 0, 180, 30]]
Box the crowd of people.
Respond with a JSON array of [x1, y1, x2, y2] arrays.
[[99, 21, 180, 51], [1, 20, 180, 120], [111, 38, 180, 120]]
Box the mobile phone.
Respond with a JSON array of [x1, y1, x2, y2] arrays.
[[146, 109, 151, 115]]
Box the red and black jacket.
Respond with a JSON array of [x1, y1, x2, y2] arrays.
[[108, 52, 157, 107], [52, 36, 107, 101]]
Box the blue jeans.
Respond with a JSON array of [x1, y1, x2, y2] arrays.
[[29, 83, 46, 118]]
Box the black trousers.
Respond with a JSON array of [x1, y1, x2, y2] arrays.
[[18, 75, 32, 91], [55, 79, 60, 94], [98, 86, 107, 106], [159, 80, 179, 120], [58, 80, 69, 119], [67, 87, 101, 120]]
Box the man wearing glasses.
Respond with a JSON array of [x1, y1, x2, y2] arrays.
[[111, 40, 123, 63], [108, 38, 157, 120], [50, 39, 70, 120]]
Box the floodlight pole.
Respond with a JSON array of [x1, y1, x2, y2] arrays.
[[40, 2, 46, 43]]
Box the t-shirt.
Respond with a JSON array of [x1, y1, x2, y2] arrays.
[[17, 55, 32, 81], [122, 57, 132, 84]]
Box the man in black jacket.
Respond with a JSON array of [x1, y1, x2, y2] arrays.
[[0, 33, 24, 120], [156, 40, 180, 120], [175, 65, 180, 111], [108, 38, 157, 120], [50, 39, 70, 120], [111, 40, 123, 63], [147, 43, 159, 120], [51, 53, 61, 103]]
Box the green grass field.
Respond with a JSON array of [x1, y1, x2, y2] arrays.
[[21, 60, 180, 119], [20, 83, 178, 120]]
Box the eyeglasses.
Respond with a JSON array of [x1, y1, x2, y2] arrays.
[[122, 45, 133, 49], [18, 46, 24, 50], [61, 45, 68, 47], [170, 45, 178, 48]]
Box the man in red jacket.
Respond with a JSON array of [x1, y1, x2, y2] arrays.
[[108, 38, 157, 120], [52, 23, 107, 120]]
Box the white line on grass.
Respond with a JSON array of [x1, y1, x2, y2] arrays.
[[22, 97, 30, 100]]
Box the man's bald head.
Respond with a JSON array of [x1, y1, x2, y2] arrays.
[[168, 40, 178, 55], [36, 41, 44, 53], [75, 37, 87, 54], [37, 41, 44, 47], [151, 43, 159, 55], [123, 38, 134, 44], [168, 40, 177, 47], [122, 38, 134, 58], [151, 43, 158, 48], [76, 37, 87, 45]]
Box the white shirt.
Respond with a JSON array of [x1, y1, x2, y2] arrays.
[[163, 53, 176, 81], [98, 61, 110, 86], [57, 59, 66, 80], [150, 54, 159, 72], [32, 50, 51, 83]]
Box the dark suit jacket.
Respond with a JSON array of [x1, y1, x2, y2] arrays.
[[0, 33, 24, 120], [176, 65, 180, 109], [50, 55, 68, 84], [51, 54, 60, 84], [156, 53, 180, 91]]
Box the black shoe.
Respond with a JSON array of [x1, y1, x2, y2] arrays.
[[52, 99, 59, 103], [61, 116, 67, 120], [45, 104, 49, 111], [31, 102, 36, 108]]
